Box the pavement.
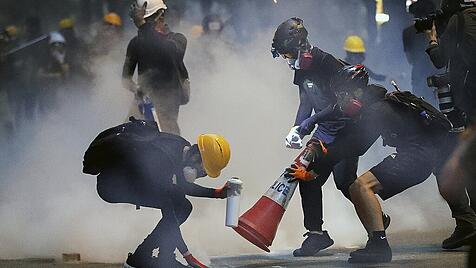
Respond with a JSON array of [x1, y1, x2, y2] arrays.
[[0, 244, 469, 268]]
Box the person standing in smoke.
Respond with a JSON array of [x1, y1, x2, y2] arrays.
[[270, 18, 390, 257], [123, 0, 190, 135], [402, 0, 438, 106], [343, 35, 386, 82], [36, 32, 69, 116], [83, 119, 232, 268]]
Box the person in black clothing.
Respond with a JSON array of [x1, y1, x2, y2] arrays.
[[425, 0, 476, 122], [123, 1, 189, 135], [288, 65, 476, 263], [402, 0, 438, 106], [83, 119, 232, 268], [271, 18, 390, 257], [425, 0, 476, 248]]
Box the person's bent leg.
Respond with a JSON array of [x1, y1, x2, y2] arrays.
[[348, 171, 391, 263], [349, 171, 384, 232]]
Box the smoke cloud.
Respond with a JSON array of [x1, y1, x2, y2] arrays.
[[0, 0, 453, 264]]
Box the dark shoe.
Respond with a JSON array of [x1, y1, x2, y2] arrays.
[[442, 226, 476, 249], [124, 253, 153, 268], [348, 238, 392, 263], [293, 231, 334, 257], [383, 213, 391, 230]]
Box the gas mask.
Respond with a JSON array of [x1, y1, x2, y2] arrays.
[[183, 166, 198, 183], [337, 91, 363, 117], [286, 50, 313, 70]]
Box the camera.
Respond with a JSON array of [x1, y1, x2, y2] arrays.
[[427, 73, 466, 132], [414, 10, 445, 33], [427, 73, 450, 88]]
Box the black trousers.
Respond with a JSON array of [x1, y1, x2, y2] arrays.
[[299, 157, 359, 232], [133, 193, 193, 261], [435, 133, 476, 228]]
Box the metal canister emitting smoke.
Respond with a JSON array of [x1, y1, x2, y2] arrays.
[[226, 178, 243, 227], [233, 142, 320, 252]]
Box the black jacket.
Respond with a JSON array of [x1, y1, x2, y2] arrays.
[[321, 85, 447, 166], [122, 22, 189, 91], [84, 121, 215, 207], [426, 7, 476, 120]]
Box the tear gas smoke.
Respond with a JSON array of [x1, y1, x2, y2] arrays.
[[0, 0, 453, 263]]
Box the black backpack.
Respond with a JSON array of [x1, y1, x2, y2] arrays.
[[385, 91, 452, 132]]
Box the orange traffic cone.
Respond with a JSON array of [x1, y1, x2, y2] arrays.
[[234, 142, 320, 252]]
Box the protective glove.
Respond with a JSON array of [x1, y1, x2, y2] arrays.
[[286, 164, 317, 182], [184, 253, 208, 268], [214, 182, 230, 199], [285, 126, 303, 149], [129, 1, 146, 28]]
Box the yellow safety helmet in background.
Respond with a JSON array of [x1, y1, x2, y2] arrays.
[[59, 18, 75, 29], [344, 35, 366, 53], [103, 12, 122, 27], [5, 25, 18, 38], [197, 134, 231, 178]]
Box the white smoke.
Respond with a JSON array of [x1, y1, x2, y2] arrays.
[[0, 0, 453, 264]]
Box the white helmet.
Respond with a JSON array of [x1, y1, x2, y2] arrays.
[[137, 0, 167, 18], [49, 31, 66, 44]]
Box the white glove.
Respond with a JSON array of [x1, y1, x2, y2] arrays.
[[285, 126, 303, 149]]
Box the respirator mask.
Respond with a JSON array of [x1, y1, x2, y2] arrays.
[[286, 50, 313, 70]]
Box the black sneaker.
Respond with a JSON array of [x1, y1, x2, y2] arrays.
[[124, 253, 153, 268], [348, 238, 392, 263], [442, 226, 476, 249], [293, 231, 334, 257], [383, 213, 391, 230]]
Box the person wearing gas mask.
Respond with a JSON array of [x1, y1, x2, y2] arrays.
[[271, 18, 390, 257], [124, 0, 190, 135], [287, 65, 474, 263], [36, 32, 69, 116], [83, 118, 231, 268]]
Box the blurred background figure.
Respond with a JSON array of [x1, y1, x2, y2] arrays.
[[402, 0, 438, 106], [90, 12, 123, 57], [0, 25, 20, 140], [343, 35, 386, 82], [59, 17, 93, 94], [36, 32, 69, 117], [202, 13, 225, 38]]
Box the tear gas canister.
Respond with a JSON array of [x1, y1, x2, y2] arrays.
[[226, 178, 243, 227]]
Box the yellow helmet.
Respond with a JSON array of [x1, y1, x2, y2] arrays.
[[59, 18, 74, 29], [197, 134, 231, 178], [5, 25, 18, 38], [344, 35, 366, 53], [103, 12, 122, 27]]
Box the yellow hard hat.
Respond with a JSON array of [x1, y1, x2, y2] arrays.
[[59, 18, 74, 29], [197, 134, 231, 178], [344, 35, 366, 53], [103, 12, 122, 27], [5, 25, 18, 38]]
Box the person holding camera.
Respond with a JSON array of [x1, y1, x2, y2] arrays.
[[425, 0, 476, 123], [424, 0, 476, 250]]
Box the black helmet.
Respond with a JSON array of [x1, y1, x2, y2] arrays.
[[271, 17, 310, 58], [330, 64, 369, 93]]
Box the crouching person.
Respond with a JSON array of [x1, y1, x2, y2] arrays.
[[83, 118, 231, 268], [287, 65, 471, 263]]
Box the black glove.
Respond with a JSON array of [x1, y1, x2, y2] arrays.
[[129, 2, 146, 28]]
